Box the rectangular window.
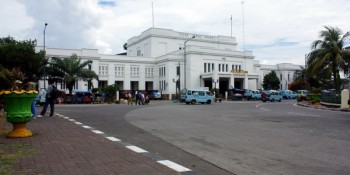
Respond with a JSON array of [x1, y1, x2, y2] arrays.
[[288, 74, 290, 81], [115, 66, 124, 77], [226, 64, 228, 72], [204, 63, 207, 73], [222, 64, 225, 72], [130, 66, 140, 77], [208, 63, 211, 72], [232, 65, 234, 71], [177, 66, 180, 75], [137, 50, 141, 56], [212, 63, 214, 71], [218, 64, 221, 71], [280, 74, 282, 81], [145, 67, 154, 78], [99, 65, 108, 76], [235, 65, 238, 71], [239, 65, 241, 71]]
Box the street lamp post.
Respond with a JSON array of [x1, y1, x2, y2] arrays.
[[43, 23, 48, 88], [184, 36, 195, 89], [213, 79, 218, 97]]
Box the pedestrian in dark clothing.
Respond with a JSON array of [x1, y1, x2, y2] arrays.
[[37, 79, 56, 117]]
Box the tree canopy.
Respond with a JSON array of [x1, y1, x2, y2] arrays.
[[306, 26, 350, 93], [47, 54, 98, 94], [0, 36, 46, 90], [262, 71, 280, 90]]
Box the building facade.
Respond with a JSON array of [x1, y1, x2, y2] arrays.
[[38, 28, 302, 98]]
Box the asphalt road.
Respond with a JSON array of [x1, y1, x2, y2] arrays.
[[54, 100, 350, 175], [54, 102, 233, 175]]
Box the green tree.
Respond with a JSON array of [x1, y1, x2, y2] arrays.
[[99, 84, 119, 102], [263, 71, 280, 90], [306, 26, 350, 93], [0, 36, 46, 89], [48, 54, 98, 94]]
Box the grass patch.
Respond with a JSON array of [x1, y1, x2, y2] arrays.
[[0, 113, 35, 175], [0, 144, 34, 175]]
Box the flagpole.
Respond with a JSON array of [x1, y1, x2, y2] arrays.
[[152, 2, 154, 28], [242, 0, 245, 51]]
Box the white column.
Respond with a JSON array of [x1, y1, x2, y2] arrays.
[[230, 75, 235, 89], [244, 74, 248, 89]]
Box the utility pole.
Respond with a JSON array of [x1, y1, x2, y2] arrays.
[[184, 36, 195, 89]]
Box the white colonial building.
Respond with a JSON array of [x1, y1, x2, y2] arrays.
[[38, 27, 303, 98]]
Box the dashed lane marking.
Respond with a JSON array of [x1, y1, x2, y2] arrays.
[[157, 160, 192, 172], [126, 145, 148, 153], [106, 136, 121, 142], [58, 113, 194, 174], [92, 130, 104, 134], [82, 125, 92, 129]]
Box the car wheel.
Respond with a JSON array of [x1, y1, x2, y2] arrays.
[[207, 100, 211, 104], [186, 102, 190, 105], [278, 99, 282, 102], [271, 99, 274, 102], [191, 100, 196, 105]]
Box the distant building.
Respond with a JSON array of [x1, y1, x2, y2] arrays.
[[260, 63, 303, 90], [38, 28, 302, 98]]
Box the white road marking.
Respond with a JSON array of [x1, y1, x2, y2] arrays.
[[106, 136, 121, 142], [260, 108, 271, 111], [56, 113, 190, 173], [82, 125, 92, 129], [157, 160, 191, 172], [92, 130, 104, 134], [126, 146, 148, 153]]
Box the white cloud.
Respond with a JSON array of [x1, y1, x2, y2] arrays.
[[0, 0, 349, 65]]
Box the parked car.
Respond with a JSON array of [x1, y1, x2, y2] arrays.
[[268, 90, 282, 102], [151, 91, 161, 100], [182, 89, 214, 105], [280, 90, 296, 99], [231, 88, 252, 100], [251, 90, 261, 100]]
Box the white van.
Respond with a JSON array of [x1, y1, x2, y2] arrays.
[[180, 89, 215, 105]]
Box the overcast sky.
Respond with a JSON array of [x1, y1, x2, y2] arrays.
[[1, 0, 349, 65]]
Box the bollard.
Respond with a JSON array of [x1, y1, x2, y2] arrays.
[[341, 89, 349, 109]]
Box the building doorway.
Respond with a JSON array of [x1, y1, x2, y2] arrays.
[[145, 81, 153, 91], [234, 79, 243, 89], [219, 78, 229, 95], [115, 81, 124, 90], [130, 81, 139, 92]]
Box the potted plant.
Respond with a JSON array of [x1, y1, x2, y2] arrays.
[[0, 65, 38, 138]]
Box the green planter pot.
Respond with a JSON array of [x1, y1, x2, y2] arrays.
[[0, 92, 37, 138]]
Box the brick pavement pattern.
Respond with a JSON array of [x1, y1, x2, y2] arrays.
[[1, 116, 179, 175]]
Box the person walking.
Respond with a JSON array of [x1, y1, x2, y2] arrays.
[[37, 79, 57, 117], [127, 92, 133, 105]]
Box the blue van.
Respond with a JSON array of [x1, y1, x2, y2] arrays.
[[181, 89, 215, 105]]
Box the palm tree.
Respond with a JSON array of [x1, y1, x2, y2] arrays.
[[306, 26, 350, 93], [48, 54, 98, 94]]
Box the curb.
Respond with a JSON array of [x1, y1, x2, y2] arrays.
[[297, 102, 350, 112]]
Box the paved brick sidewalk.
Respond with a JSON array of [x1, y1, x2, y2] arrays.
[[0, 116, 179, 175]]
